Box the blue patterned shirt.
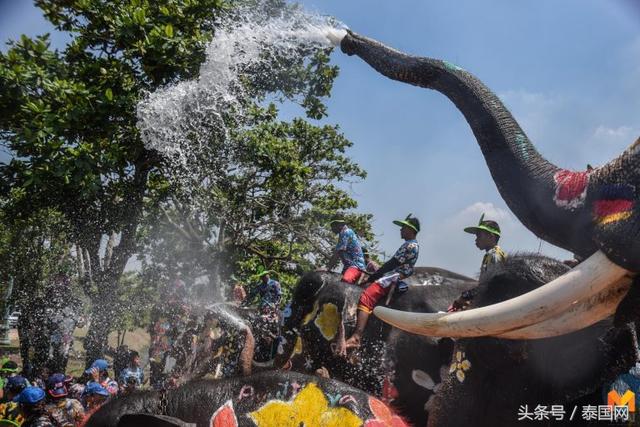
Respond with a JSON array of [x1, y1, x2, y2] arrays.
[[392, 239, 419, 278], [250, 278, 282, 308], [335, 225, 365, 271], [119, 366, 144, 386]]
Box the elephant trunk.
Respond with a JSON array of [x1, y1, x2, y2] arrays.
[[340, 31, 598, 258]]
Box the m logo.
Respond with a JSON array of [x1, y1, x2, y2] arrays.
[[607, 390, 635, 412]]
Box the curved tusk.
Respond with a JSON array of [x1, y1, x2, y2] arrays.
[[374, 251, 631, 338], [495, 275, 632, 339]]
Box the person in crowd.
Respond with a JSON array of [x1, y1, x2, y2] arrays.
[[79, 383, 109, 425], [13, 387, 57, 427], [108, 345, 129, 382], [30, 368, 48, 391], [0, 376, 29, 426], [232, 280, 247, 305], [118, 351, 143, 393], [450, 214, 507, 311], [0, 361, 20, 389], [343, 214, 420, 351], [363, 249, 380, 274], [327, 219, 366, 284], [44, 373, 84, 427], [244, 270, 281, 311], [46, 273, 81, 374], [0, 361, 20, 399], [84, 360, 117, 397]]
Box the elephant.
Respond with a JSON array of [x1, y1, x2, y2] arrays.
[[337, 29, 640, 341], [274, 267, 476, 426], [148, 302, 282, 388], [424, 254, 638, 426], [85, 370, 410, 427]]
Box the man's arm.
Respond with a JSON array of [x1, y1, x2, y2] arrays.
[[364, 257, 401, 284]]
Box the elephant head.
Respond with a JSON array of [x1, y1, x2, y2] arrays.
[[274, 269, 476, 426], [424, 255, 637, 426], [337, 30, 639, 338], [85, 371, 410, 427], [148, 303, 255, 387]]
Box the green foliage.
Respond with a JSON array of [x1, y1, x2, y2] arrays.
[[0, 0, 375, 337], [110, 271, 155, 334], [141, 102, 374, 302], [0, 206, 77, 308]]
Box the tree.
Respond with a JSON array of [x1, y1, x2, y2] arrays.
[[0, 204, 77, 374], [0, 0, 229, 364], [0, 0, 374, 364], [141, 104, 374, 301]]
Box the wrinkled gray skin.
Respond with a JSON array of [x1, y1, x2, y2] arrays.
[[340, 30, 640, 273], [86, 371, 388, 427], [427, 255, 637, 426], [275, 268, 476, 426]]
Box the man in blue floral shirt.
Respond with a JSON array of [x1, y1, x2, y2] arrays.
[[328, 219, 366, 284], [246, 271, 282, 310], [343, 214, 420, 350]]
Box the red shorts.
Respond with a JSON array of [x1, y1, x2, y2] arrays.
[[358, 281, 389, 313], [342, 266, 363, 284]]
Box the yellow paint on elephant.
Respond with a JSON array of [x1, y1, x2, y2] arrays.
[[314, 303, 340, 341], [303, 301, 320, 325], [294, 336, 303, 355], [248, 382, 362, 427]]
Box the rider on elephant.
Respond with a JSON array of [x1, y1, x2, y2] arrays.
[[344, 214, 420, 350], [363, 248, 380, 274], [327, 218, 367, 284], [451, 214, 507, 311], [245, 270, 282, 312]]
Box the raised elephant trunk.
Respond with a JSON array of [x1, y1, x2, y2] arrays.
[[340, 31, 602, 261], [337, 30, 640, 338]]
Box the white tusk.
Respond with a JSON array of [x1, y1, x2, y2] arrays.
[[495, 275, 632, 339], [374, 251, 632, 338]]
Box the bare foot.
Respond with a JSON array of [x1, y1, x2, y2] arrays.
[[316, 366, 330, 378], [344, 334, 361, 349], [331, 339, 347, 357]]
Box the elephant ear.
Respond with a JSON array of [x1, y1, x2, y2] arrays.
[[117, 414, 194, 427], [210, 400, 238, 427]]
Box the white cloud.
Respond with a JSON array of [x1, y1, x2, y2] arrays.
[[592, 125, 638, 144]]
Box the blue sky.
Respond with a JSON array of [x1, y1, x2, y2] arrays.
[[2, 1, 639, 277]]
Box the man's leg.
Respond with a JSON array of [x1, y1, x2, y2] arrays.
[[342, 266, 363, 284], [344, 281, 387, 348]]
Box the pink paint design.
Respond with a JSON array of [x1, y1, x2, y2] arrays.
[[553, 170, 591, 209], [290, 381, 302, 395], [238, 385, 254, 401], [210, 400, 238, 427], [365, 397, 409, 427], [339, 394, 357, 405]]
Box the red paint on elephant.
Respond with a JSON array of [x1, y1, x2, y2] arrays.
[[553, 170, 591, 209], [594, 200, 633, 217], [210, 400, 238, 427], [365, 397, 409, 427], [381, 375, 399, 404]]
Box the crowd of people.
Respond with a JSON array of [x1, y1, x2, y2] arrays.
[[0, 212, 508, 425], [0, 350, 143, 426]]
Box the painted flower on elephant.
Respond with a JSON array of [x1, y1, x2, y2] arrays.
[[303, 301, 320, 325], [210, 400, 238, 427], [248, 382, 363, 427], [314, 303, 340, 340], [449, 351, 471, 383], [364, 397, 409, 427], [293, 336, 303, 355]]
